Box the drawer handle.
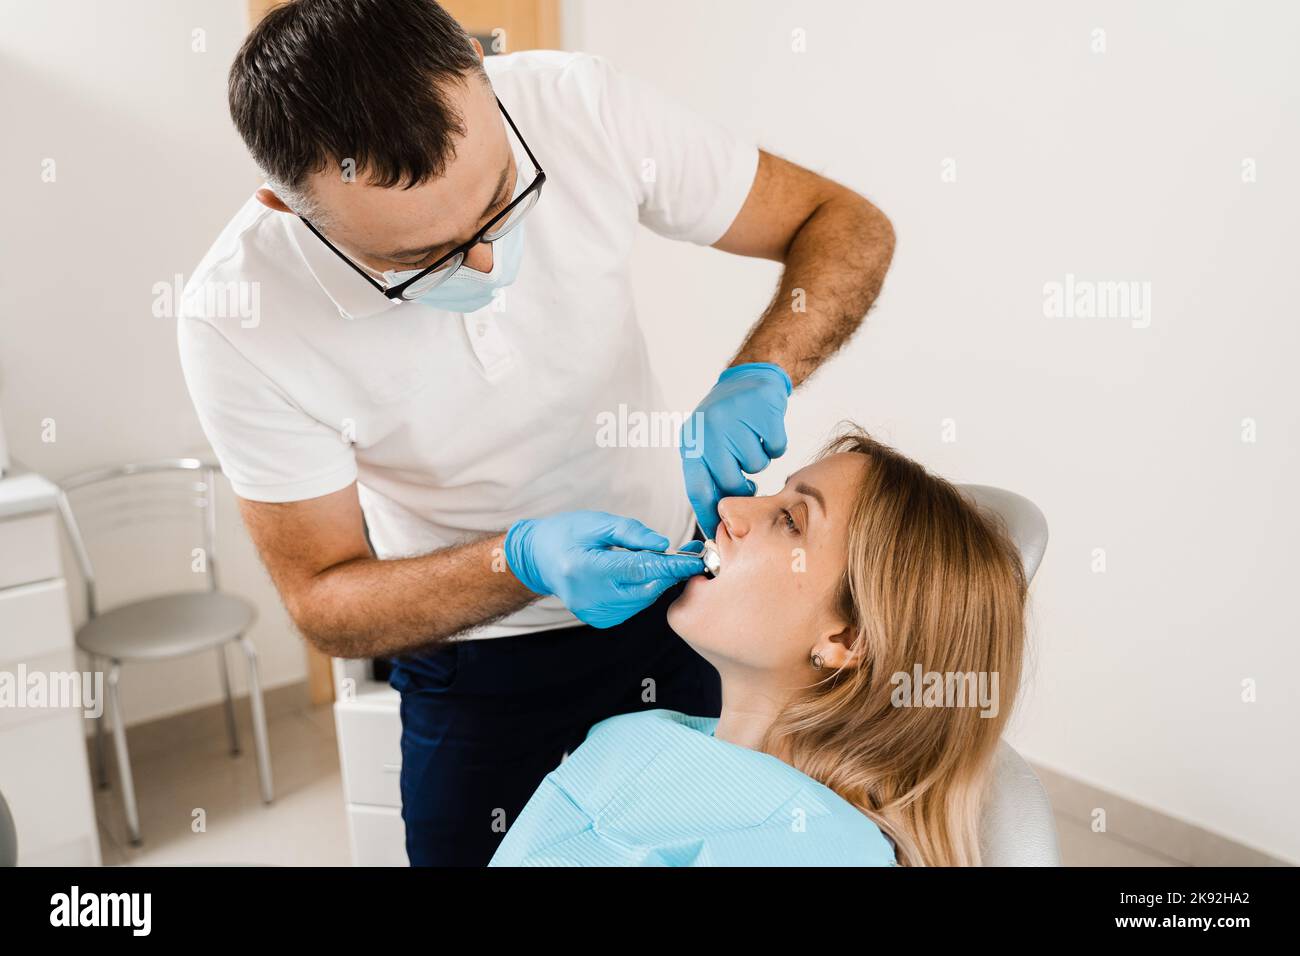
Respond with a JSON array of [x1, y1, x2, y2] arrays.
[[382, 763, 401, 773]]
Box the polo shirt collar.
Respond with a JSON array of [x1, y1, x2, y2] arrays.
[[285, 210, 405, 321]]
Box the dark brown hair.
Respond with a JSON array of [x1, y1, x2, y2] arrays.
[[228, 0, 486, 201]]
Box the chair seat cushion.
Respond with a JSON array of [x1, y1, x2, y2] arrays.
[[75, 591, 256, 661]]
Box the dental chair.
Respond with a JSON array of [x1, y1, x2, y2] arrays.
[[958, 484, 1060, 867], [0, 788, 15, 867]]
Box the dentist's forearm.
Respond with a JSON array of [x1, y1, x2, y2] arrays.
[[288, 533, 536, 659], [731, 194, 895, 386]]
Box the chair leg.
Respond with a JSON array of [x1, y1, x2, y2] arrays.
[[91, 656, 109, 789], [217, 644, 240, 756], [105, 661, 142, 846], [239, 636, 274, 804]]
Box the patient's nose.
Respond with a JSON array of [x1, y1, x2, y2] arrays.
[[716, 496, 751, 540]]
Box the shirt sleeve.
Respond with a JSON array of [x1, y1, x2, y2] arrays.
[[177, 315, 357, 503], [589, 54, 759, 246]]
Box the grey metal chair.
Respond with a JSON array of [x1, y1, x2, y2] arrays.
[[958, 484, 1060, 866], [56, 459, 273, 846]]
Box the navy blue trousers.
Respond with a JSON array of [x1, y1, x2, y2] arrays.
[[388, 581, 721, 866]]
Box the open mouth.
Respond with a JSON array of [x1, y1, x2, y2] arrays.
[[702, 522, 733, 579], [700, 539, 722, 578]]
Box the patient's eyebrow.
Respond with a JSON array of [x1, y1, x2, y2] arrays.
[[793, 481, 826, 517]]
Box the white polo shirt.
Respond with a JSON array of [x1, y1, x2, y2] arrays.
[[177, 50, 759, 641]]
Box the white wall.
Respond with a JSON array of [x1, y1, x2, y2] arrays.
[[565, 0, 1300, 861], [0, 1, 306, 724]]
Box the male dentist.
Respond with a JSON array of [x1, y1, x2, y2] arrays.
[[178, 0, 894, 866]]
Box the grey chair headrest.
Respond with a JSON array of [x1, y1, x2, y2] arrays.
[[954, 485, 1057, 864], [980, 740, 1061, 865], [957, 484, 1049, 584]]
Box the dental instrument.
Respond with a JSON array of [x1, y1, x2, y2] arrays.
[[640, 539, 721, 579]]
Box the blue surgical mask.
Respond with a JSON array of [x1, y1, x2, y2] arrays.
[[382, 167, 530, 314]]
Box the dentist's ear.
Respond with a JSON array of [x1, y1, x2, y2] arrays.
[[254, 187, 293, 213]]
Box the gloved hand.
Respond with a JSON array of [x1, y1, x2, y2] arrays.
[[681, 362, 793, 538], [504, 511, 704, 629]]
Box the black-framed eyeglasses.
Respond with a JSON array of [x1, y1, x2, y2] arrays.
[[298, 96, 545, 302]]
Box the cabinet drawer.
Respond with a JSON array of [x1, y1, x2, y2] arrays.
[[0, 579, 74, 663], [0, 647, 79, 733], [21, 832, 101, 867], [0, 709, 99, 865], [334, 701, 402, 808], [345, 804, 408, 866], [0, 511, 61, 590]]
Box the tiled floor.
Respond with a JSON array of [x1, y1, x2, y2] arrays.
[[91, 695, 1212, 867], [94, 698, 350, 866]]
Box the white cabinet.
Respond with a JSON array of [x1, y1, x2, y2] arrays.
[[332, 657, 405, 865], [0, 511, 60, 589], [344, 804, 408, 867], [335, 695, 403, 809], [0, 470, 102, 865]]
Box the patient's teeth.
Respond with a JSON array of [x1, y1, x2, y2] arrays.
[[701, 539, 721, 579]]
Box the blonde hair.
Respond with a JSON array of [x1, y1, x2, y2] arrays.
[[761, 426, 1028, 866]]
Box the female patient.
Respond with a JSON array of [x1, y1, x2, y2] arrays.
[[491, 426, 1027, 867]]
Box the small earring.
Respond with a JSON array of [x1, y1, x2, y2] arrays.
[[810, 652, 824, 671]]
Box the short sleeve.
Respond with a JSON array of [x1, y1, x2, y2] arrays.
[[590, 55, 759, 246], [177, 316, 357, 503]]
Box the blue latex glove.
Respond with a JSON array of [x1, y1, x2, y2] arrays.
[[681, 362, 793, 538], [504, 511, 705, 629]]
